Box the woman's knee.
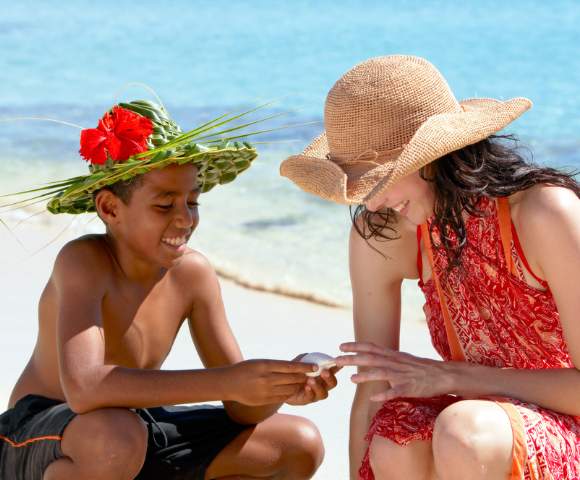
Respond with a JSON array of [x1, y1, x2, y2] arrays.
[[432, 400, 513, 480], [63, 408, 148, 479]]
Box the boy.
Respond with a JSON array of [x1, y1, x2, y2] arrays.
[[0, 101, 336, 479]]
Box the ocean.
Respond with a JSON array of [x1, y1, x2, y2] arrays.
[[1, 0, 579, 305]]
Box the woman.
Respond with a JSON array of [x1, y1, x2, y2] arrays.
[[280, 56, 580, 479]]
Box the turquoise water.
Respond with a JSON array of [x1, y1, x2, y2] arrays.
[[1, 0, 579, 304]]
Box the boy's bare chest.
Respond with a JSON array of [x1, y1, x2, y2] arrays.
[[101, 281, 187, 369]]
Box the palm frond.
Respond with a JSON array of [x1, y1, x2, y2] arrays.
[[3, 102, 293, 215]]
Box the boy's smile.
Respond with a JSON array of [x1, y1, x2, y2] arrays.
[[138, 164, 199, 263], [161, 235, 189, 249]]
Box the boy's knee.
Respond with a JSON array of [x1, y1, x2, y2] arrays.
[[276, 415, 324, 478], [294, 417, 325, 469], [71, 408, 148, 479]]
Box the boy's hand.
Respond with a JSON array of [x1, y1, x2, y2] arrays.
[[285, 366, 339, 405], [285, 354, 339, 406], [226, 359, 315, 406]]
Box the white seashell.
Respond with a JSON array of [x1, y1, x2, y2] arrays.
[[301, 352, 336, 377]]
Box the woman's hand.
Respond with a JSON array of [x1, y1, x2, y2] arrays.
[[335, 342, 457, 402]]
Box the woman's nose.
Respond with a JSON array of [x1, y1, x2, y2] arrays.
[[365, 189, 389, 212], [365, 197, 384, 212]]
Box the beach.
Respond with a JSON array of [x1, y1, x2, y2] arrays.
[[2, 0, 579, 308], [2, 1, 579, 477], [0, 214, 437, 479]]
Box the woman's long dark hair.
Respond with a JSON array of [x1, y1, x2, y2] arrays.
[[351, 135, 580, 270]]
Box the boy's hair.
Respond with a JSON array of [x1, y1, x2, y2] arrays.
[[351, 134, 580, 270], [93, 175, 144, 206]]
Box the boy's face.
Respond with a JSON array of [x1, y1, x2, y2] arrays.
[[114, 163, 200, 268]]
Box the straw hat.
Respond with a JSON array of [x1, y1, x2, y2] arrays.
[[4, 100, 259, 215], [280, 55, 532, 205]]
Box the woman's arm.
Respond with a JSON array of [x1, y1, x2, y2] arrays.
[[347, 219, 416, 478], [458, 186, 580, 415], [338, 344, 580, 416], [498, 185, 580, 413]]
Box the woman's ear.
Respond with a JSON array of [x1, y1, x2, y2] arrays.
[[420, 161, 437, 181], [94, 189, 121, 225]]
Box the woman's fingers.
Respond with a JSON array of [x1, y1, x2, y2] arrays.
[[339, 343, 418, 363], [350, 368, 392, 383], [340, 341, 387, 354], [334, 344, 447, 400], [370, 385, 407, 402], [335, 353, 394, 368]]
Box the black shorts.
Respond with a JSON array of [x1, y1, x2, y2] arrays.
[[0, 395, 248, 480], [135, 404, 248, 479]]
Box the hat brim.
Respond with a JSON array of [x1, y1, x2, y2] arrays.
[[47, 144, 257, 214], [280, 97, 532, 205]]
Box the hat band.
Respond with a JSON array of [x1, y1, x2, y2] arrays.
[[327, 145, 405, 176]]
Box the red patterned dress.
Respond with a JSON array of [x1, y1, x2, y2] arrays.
[[359, 196, 580, 480]]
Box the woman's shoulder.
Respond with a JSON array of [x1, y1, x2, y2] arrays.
[[508, 185, 579, 273], [509, 184, 579, 223], [349, 212, 419, 282]]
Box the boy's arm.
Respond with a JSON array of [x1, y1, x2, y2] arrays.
[[181, 252, 288, 424], [55, 240, 311, 414]]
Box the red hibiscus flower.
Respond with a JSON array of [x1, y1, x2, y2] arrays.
[[79, 106, 154, 165]]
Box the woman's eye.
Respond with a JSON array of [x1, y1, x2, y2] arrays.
[[188, 202, 200, 208], [155, 204, 172, 210]]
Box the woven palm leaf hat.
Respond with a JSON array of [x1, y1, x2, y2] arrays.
[[280, 55, 532, 206], [7, 100, 259, 215]]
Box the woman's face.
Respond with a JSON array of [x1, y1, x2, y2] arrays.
[[364, 170, 435, 225]]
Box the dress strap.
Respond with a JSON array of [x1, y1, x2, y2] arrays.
[[494, 402, 528, 480], [496, 197, 548, 288], [496, 197, 516, 276], [511, 222, 549, 289], [420, 224, 466, 361], [416, 225, 424, 284]]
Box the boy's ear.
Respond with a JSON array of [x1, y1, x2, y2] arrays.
[[94, 189, 121, 225]]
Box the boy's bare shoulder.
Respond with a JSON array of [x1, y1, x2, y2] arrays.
[[168, 248, 220, 298], [52, 234, 113, 291]]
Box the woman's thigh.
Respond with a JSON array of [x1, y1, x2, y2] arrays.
[[368, 436, 434, 480]]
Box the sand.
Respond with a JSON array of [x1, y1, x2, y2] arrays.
[[0, 214, 438, 479]]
